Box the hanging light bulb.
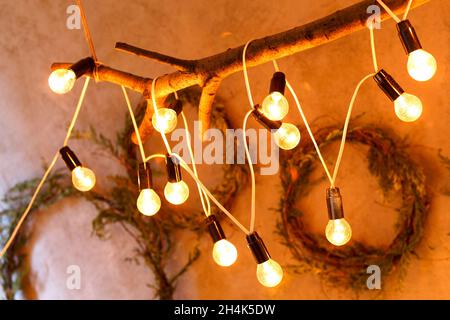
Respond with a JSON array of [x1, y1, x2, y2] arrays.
[[164, 181, 189, 205], [261, 72, 289, 121], [49, 57, 95, 94], [251, 107, 300, 150], [137, 189, 161, 216], [397, 20, 437, 81], [247, 232, 283, 287], [71, 167, 96, 192], [164, 154, 189, 205], [273, 123, 301, 150], [394, 92, 423, 122], [60, 146, 96, 192], [205, 215, 238, 267], [48, 69, 76, 94], [373, 69, 423, 122], [151, 99, 183, 134], [325, 187, 352, 246], [407, 49, 437, 82], [136, 163, 161, 216]]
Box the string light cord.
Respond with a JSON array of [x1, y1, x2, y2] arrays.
[[272, 60, 334, 185], [403, 0, 414, 20], [376, 0, 401, 23], [76, 0, 98, 63], [145, 154, 166, 162], [121, 86, 147, 165], [180, 111, 211, 216], [0, 77, 91, 258], [170, 152, 250, 235], [369, 22, 379, 72], [242, 110, 257, 233], [242, 40, 259, 233], [331, 73, 375, 184], [272, 60, 374, 187], [151, 77, 172, 154], [242, 40, 255, 107]]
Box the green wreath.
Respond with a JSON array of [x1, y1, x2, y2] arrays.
[[278, 126, 430, 290]]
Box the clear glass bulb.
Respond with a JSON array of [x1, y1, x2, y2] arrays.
[[212, 239, 238, 267], [261, 91, 289, 121], [137, 188, 161, 216], [48, 69, 76, 94], [407, 49, 437, 82], [273, 123, 301, 150], [256, 259, 283, 288], [164, 181, 189, 205], [325, 218, 352, 246], [71, 166, 96, 192], [152, 108, 178, 134], [394, 93, 423, 122]]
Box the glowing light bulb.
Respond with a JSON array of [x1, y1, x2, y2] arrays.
[[407, 49, 437, 82], [273, 123, 300, 150], [393, 93, 423, 122], [71, 166, 96, 192], [212, 239, 238, 267], [48, 69, 76, 94], [164, 181, 189, 205], [325, 218, 352, 246], [152, 108, 178, 134], [137, 188, 161, 216], [256, 259, 283, 288], [261, 92, 289, 121]]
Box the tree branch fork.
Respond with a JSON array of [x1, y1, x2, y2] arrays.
[[51, 0, 430, 144]]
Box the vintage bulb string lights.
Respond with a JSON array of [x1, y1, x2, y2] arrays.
[[150, 79, 238, 266], [377, 0, 436, 81], [0, 77, 93, 258], [241, 40, 286, 286], [367, 13, 424, 123], [1, 0, 437, 289], [178, 110, 239, 266]]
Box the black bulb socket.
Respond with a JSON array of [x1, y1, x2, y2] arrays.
[[251, 106, 282, 130], [138, 163, 153, 191], [269, 72, 286, 96], [373, 69, 404, 102], [69, 57, 96, 79], [205, 215, 226, 243], [165, 154, 182, 183], [59, 146, 82, 171], [246, 232, 271, 264], [326, 187, 345, 220], [397, 20, 422, 55]]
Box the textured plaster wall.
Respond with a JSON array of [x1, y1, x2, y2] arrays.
[[0, 0, 449, 299]]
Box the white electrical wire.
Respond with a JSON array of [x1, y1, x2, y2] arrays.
[[242, 40, 258, 233], [273, 60, 374, 187], [272, 60, 334, 186], [170, 152, 250, 234], [180, 111, 211, 216], [145, 154, 166, 162], [369, 23, 379, 72], [242, 40, 255, 107], [242, 110, 257, 233], [0, 77, 91, 258], [331, 73, 375, 184], [376, 0, 402, 23], [150, 77, 172, 154], [403, 0, 414, 20], [121, 86, 147, 164]]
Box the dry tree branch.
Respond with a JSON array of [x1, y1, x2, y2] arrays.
[[115, 42, 196, 72], [51, 0, 430, 143]]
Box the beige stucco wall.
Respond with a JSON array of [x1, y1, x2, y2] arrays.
[[0, 0, 449, 299]]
